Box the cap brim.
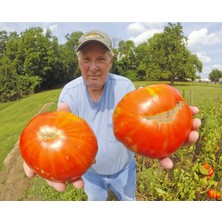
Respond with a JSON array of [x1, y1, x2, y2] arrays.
[[76, 40, 112, 52]]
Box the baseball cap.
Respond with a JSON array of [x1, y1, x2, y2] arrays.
[[76, 29, 113, 52]]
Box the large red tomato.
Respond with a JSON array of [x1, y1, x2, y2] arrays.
[[19, 111, 98, 182], [113, 84, 193, 159]]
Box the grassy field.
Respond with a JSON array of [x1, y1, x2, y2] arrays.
[[0, 81, 221, 200], [0, 89, 61, 170]]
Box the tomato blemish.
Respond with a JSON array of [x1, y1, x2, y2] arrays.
[[143, 101, 184, 123]]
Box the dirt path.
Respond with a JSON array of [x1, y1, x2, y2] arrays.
[[0, 102, 54, 200]]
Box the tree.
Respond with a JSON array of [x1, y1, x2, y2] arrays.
[[134, 42, 151, 80], [0, 56, 18, 101], [59, 31, 83, 83], [112, 40, 137, 80], [0, 31, 8, 58], [209, 69, 222, 83], [0, 27, 64, 101], [146, 23, 202, 84]]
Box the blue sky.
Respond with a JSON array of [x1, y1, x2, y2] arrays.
[[1, 22, 221, 79]]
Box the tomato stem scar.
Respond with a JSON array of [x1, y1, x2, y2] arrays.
[[38, 126, 60, 141]]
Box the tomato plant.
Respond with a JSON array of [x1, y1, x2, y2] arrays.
[[113, 84, 193, 158], [19, 111, 98, 182]]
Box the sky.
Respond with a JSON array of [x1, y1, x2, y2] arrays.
[[0, 0, 222, 81], [1, 22, 221, 79]]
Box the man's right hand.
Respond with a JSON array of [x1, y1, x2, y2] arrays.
[[23, 161, 84, 192]]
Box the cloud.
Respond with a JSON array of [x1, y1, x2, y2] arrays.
[[43, 24, 58, 35], [194, 51, 211, 63], [212, 64, 222, 71], [130, 29, 162, 45], [127, 23, 146, 35], [48, 24, 58, 31], [127, 22, 164, 45], [188, 28, 221, 47]]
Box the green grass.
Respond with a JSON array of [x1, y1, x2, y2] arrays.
[[0, 89, 61, 170], [134, 81, 222, 106]]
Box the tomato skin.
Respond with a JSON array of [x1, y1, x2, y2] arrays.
[[207, 189, 221, 199], [207, 189, 216, 199], [113, 84, 193, 159], [202, 163, 214, 178], [216, 192, 221, 199], [19, 111, 98, 182]]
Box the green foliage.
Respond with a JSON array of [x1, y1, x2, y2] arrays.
[[209, 69, 222, 83], [112, 23, 202, 84], [0, 28, 81, 102], [146, 23, 202, 84], [0, 23, 204, 102]]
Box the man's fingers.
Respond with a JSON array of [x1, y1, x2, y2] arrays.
[[190, 106, 199, 116], [159, 157, 174, 169], [192, 118, 201, 131], [186, 131, 199, 146], [45, 177, 84, 192], [70, 178, 84, 189], [23, 161, 35, 178], [46, 180, 67, 192]]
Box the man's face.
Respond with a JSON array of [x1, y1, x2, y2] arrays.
[[77, 41, 113, 91]]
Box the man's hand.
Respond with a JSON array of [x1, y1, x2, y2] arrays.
[[159, 106, 201, 169], [23, 161, 84, 192], [46, 178, 84, 192]]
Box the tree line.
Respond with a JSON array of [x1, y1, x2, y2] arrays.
[[0, 23, 205, 102]]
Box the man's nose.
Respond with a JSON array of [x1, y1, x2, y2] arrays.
[[89, 62, 98, 71]]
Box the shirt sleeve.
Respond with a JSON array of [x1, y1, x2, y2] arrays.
[[57, 86, 74, 111], [127, 80, 136, 92]]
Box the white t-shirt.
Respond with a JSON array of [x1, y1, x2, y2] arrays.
[[58, 73, 135, 175]]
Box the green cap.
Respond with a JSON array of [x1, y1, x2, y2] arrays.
[[76, 29, 113, 52]]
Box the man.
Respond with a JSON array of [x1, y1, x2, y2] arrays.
[[23, 29, 201, 200]]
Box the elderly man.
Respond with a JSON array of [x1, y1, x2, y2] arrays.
[[23, 29, 201, 201]]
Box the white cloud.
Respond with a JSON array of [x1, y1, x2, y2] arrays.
[[49, 24, 58, 31], [43, 24, 58, 35], [127, 22, 164, 45], [188, 28, 221, 47], [212, 64, 222, 71], [127, 23, 146, 35], [129, 29, 162, 45], [194, 51, 211, 63]]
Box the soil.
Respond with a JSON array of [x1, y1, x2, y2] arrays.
[[0, 102, 54, 201]]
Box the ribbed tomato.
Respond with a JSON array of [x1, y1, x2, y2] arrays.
[[113, 84, 193, 159], [19, 111, 98, 182]]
